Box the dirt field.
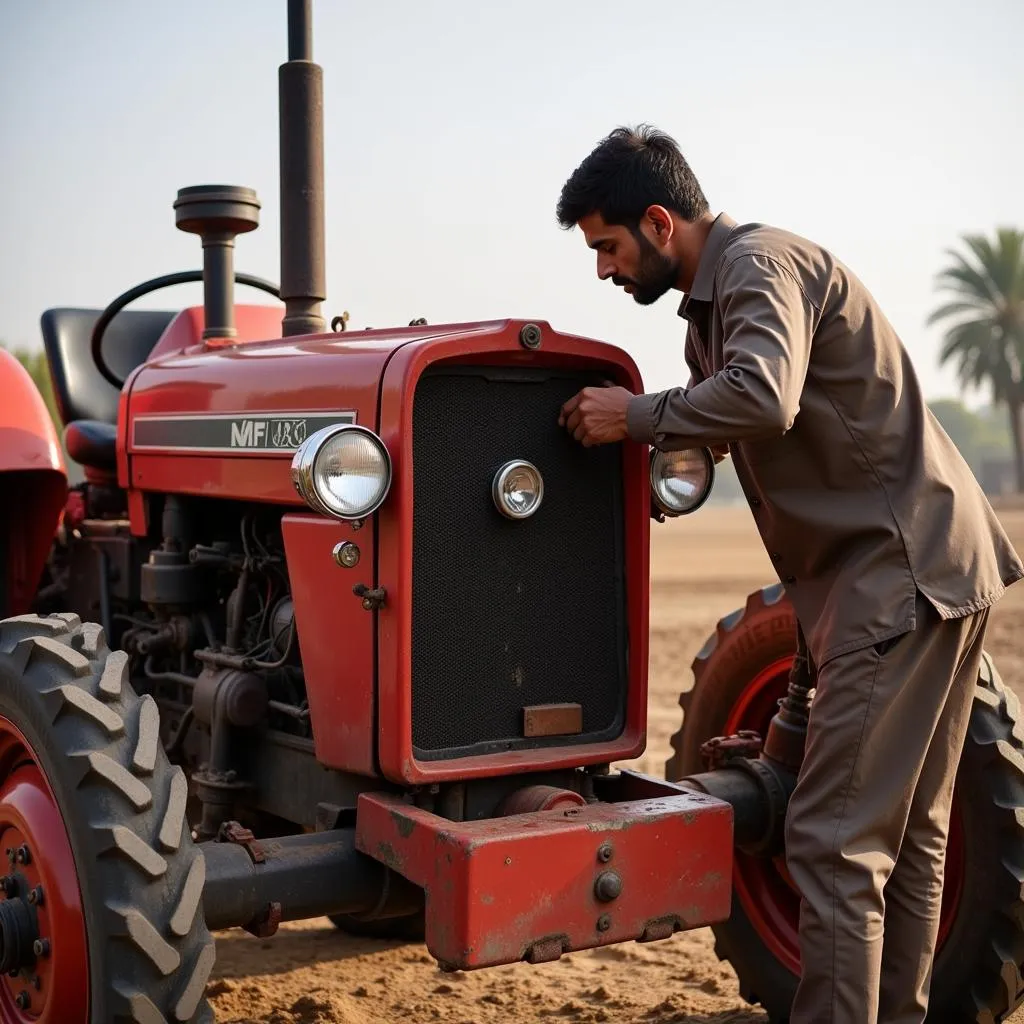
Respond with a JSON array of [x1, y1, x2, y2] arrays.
[[206, 504, 1024, 1023]]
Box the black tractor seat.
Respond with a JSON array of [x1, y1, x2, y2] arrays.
[[64, 420, 118, 472], [40, 307, 177, 472]]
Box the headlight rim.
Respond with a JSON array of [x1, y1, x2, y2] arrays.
[[291, 422, 393, 521], [492, 458, 545, 520], [649, 445, 715, 517]]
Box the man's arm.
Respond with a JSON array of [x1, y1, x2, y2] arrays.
[[681, 330, 729, 464], [626, 254, 817, 451]]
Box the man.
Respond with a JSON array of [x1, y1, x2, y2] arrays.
[[555, 124, 1024, 1024]]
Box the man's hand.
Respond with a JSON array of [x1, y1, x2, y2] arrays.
[[558, 384, 633, 446]]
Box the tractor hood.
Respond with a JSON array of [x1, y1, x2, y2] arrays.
[[121, 305, 508, 506]]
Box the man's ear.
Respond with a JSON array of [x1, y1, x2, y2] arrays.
[[645, 204, 674, 241]]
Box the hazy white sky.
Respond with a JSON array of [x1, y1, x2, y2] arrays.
[[2, 0, 1021, 404]]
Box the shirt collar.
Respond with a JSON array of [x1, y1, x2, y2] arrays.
[[678, 212, 738, 317]]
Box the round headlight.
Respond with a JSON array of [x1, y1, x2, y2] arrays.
[[492, 460, 544, 519], [291, 424, 392, 520], [650, 447, 714, 517]]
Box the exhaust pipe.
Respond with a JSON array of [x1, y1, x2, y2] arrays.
[[279, 0, 326, 337]]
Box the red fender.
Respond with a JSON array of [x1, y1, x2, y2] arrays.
[[0, 349, 67, 616]]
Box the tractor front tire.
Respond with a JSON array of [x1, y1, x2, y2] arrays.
[[666, 585, 1024, 1023], [0, 613, 215, 1023]]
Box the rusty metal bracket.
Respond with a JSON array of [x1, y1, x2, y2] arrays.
[[700, 730, 763, 770], [352, 583, 386, 611], [243, 900, 282, 938], [215, 820, 266, 864]]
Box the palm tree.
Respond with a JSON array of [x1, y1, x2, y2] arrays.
[[928, 228, 1024, 491]]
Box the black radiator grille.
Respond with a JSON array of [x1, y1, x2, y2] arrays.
[[410, 365, 628, 759]]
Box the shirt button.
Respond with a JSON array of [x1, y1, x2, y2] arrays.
[[784, 575, 797, 585], [750, 496, 762, 508], [771, 552, 783, 562]]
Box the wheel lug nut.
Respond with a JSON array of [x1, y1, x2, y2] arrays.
[[32, 939, 49, 958], [0, 875, 16, 895], [15, 846, 30, 866], [26, 887, 43, 906], [15, 991, 29, 1010]]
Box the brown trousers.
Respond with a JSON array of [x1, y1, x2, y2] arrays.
[[786, 591, 989, 1024]]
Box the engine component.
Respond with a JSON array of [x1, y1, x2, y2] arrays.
[[497, 785, 586, 816], [269, 597, 295, 660], [192, 668, 269, 729]]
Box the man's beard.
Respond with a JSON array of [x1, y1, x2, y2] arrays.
[[613, 231, 679, 305]]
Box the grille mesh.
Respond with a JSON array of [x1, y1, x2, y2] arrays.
[[410, 365, 628, 759]]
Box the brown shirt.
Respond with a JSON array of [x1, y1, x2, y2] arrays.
[[626, 212, 1024, 667]]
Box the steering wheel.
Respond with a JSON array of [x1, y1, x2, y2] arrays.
[[91, 270, 281, 389]]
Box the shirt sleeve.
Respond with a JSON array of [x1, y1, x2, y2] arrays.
[[625, 253, 817, 451]]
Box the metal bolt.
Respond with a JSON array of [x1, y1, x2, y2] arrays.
[[596, 914, 611, 932], [32, 939, 49, 958], [333, 541, 360, 568], [0, 875, 16, 895], [15, 845, 30, 866], [597, 843, 613, 863], [15, 991, 29, 1010], [594, 871, 623, 903], [5, 849, 13, 865], [31, 976, 40, 991], [519, 323, 542, 350], [27, 887, 43, 907]]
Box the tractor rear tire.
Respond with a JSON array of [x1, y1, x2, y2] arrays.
[[666, 585, 1024, 1024], [0, 612, 215, 1023]]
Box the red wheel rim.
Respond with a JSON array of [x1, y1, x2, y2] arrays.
[[724, 657, 964, 975], [0, 717, 88, 1022]]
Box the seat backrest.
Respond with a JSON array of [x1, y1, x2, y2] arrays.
[[40, 307, 178, 425]]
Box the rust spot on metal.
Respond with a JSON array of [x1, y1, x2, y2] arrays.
[[391, 809, 416, 839], [524, 935, 569, 964], [375, 841, 401, 871]]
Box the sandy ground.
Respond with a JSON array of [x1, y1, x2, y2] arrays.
[[206, 505, 1024, 1024]]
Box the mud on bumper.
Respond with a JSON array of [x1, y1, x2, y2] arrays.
[[355, 772, 733, 970]]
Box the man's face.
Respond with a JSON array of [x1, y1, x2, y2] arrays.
[[578, 210, 679, 305]]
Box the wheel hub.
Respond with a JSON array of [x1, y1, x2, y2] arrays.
[[0, 718, 89, 1022], [0, 895, 37, 976]]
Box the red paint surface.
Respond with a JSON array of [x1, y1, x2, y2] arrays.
[[724, 657, 964, 974], [355, 778, 732, 970], [123, 327, 405, 504], [0, 717, 88, 1022], [146, 305, 287, 363], [280, 513, 376, 775], [375, 319, 650, 784], [0, 350, 67, 614]]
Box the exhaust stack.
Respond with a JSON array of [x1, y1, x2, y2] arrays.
[[279, 0, 326, 337]]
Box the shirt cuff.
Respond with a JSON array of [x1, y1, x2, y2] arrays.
[[626, 393, 657, 444]]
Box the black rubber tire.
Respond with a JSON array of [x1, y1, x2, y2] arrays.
[[0, 612, 215, 1023], [666, 585, 1024, 1024], [328, 910, 425, 942]]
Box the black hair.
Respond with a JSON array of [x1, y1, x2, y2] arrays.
[[556, 124, 709, 230]]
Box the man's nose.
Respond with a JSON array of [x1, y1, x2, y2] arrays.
[[597, 257, 616, 281]]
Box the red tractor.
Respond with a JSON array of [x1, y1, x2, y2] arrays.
[[1, 3, 1022, 1021]]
